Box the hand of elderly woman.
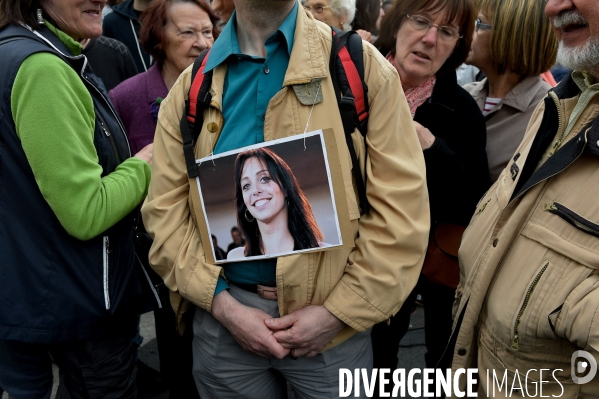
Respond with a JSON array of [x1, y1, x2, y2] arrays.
[[134, 143, 153, 165], [414, 121, 436, 150]]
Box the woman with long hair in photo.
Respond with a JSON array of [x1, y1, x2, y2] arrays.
[[227, 148, 324, 259]]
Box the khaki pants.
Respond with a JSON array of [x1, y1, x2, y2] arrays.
[[192, 284, 373, 399]]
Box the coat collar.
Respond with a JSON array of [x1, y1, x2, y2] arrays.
[[552, 72, 583, 99], [144, 63, 168, 105], [469, 75, 549, 113], [283, 4, 328, 86]]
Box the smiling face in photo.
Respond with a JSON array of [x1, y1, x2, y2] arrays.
[[42, 0, 105, 40], [240, 157, 287, 225]]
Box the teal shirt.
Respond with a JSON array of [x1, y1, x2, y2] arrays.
[[208, 3, 298, 295]]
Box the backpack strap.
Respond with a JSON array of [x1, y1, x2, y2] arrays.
[[180, 49, 213, 179], [330, 27, 370, 214]]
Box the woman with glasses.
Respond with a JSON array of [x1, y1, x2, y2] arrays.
[[371, 0, 490, 387], [303, 0, 355, 31], [464, 0, 557, 182]]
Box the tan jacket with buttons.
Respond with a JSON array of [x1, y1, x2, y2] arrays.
[[451, 76, 599, 397], [141, 6, 429, 349]]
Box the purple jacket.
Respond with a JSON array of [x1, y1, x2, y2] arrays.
[[109, 63, 168, 155]]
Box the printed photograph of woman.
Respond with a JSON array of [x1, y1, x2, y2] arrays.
[[196, 132, 343, 262], [228, 147, 325, 259]]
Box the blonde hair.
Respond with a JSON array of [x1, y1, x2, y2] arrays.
[[478, 0, 557, 77]]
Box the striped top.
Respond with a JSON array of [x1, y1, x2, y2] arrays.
[[483, 97, 502, 115]]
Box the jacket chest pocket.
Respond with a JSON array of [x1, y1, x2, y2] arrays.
[[517, 220, 599, 349]]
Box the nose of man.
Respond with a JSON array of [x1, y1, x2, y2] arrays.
[[545, 0, 575, 20]]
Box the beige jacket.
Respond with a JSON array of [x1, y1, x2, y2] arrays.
[[451, 77, 599, 396], [141, 7, 429, 349], [464, 76, 551, 182]]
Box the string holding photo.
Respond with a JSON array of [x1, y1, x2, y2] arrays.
[[302, 80, 322, 151]]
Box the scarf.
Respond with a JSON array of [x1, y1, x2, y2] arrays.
[[386, 53, 436, 118]]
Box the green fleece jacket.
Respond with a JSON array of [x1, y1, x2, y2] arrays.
[[11, 23, 151, 241]]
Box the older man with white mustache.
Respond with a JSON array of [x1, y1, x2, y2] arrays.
[[446, 0, 599, 397]]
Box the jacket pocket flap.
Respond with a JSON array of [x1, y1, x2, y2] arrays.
[[522, 222, 599, 269], [554, 272, 599, 350]]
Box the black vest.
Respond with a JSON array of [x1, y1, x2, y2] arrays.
[[0, 24, 151, 343]]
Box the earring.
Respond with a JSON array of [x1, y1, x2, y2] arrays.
[[244, 209, 255, 223], [36, 9, 45, 25]]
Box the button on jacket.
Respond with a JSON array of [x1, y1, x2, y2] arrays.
[[142, 6, 430, 349]]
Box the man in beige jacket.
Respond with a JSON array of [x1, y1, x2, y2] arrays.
[[450, 0, 599, 397], [142, 0, 429, 397]]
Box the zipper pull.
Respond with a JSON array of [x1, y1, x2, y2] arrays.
[[543, 203, 557, 211], [511, 334, 519, 351], [100, 121, 110, 137], [105, 237, 112, 253]]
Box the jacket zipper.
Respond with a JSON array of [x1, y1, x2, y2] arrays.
[[81, 74, 132, 158], [548, 91, 565, 157], [544, 202, 599, 238], [511, 262, 549, 351], [136, 253, 163, 309], [96, 112, 122, 164], [103, 236, 111, 310]]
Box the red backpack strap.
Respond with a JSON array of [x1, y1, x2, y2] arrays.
[[330, 27, 370, 214], [337, 46, 368, 124], [180, 49, 213, 179]]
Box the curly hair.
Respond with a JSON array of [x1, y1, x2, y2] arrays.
[[233, 148, 324, 257]]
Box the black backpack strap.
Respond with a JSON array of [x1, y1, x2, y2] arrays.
[[330, 28, 370, 214], [180, 49, 213, 179]]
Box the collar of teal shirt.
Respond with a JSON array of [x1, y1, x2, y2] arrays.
[[204, 1, 298, 73]]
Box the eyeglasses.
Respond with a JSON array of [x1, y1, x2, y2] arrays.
[[405, 15, 462, 42], [304, 4, 333, 14], [475, 18, 492, 32]]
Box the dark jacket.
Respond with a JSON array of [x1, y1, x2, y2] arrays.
[[0, 25, 154, 343], [102, 0, 152, 73], [109, 63, 168, 154], [83, 36, 138, 91], [415, 69, 491, 226]]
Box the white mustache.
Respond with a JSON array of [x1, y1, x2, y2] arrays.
[[552, 10, 588, 29]]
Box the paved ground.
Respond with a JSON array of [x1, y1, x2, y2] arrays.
[[3, 308, 426, 399]]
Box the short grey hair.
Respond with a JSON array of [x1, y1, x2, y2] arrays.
[[330, 0, 356, 31]]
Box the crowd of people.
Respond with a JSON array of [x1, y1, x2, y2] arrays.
[[0, 0, 597, 398]]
